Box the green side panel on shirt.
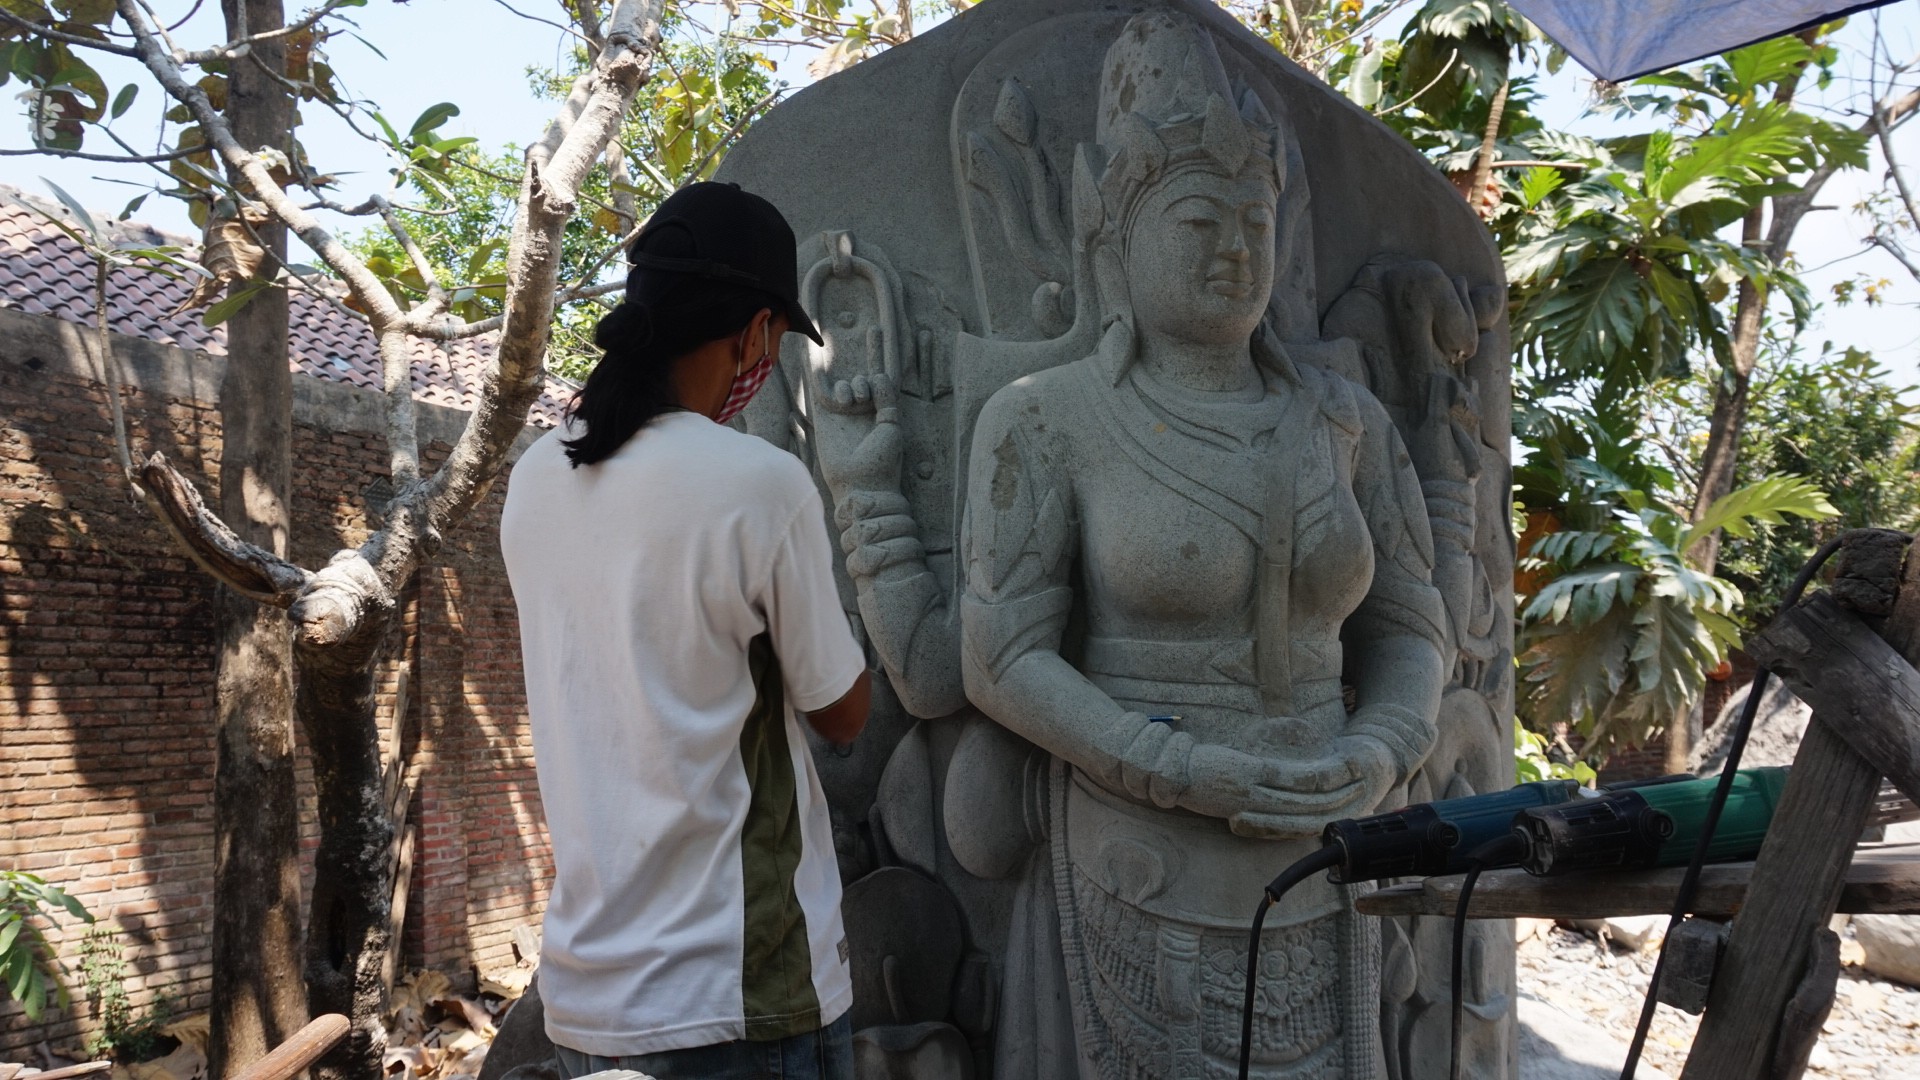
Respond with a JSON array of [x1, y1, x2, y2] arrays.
[[738, 634, 823, 1041]]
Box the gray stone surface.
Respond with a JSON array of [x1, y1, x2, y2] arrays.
[[1856, 915, 1920, 988], [1690, 679, 1812, 776], [1516, 993, 1672, 1080], [723, 1, 1514, 1076]]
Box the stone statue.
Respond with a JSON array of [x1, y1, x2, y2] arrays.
[[721, 1, 1517, 1076]]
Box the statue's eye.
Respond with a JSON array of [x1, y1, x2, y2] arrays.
[[1245, 210, 1273, 231], [1182, 216, 1219, 230]]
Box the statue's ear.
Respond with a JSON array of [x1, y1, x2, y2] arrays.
[[1093, 309, 1136, 387], [1071, 142, 1108, 247]]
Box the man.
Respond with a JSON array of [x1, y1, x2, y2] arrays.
[[502, 182, 868, 1080]]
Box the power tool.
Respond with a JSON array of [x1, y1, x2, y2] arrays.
[[1239, 777, 1586, 1080], [1318, 778, 1584, 885], [1511, 767, 1790, 876]]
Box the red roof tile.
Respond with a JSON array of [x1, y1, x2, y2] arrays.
[[0, 188, 570, 427]]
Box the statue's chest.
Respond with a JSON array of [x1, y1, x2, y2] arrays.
[[1071, 440, 1375, 633], [1076, 469, 1261, 629]]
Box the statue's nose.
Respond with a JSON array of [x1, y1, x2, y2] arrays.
[[1220, 225, 1251, 260]]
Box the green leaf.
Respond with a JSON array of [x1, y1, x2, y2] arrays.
[[1517, 165, 1564, 210], [1653, 105, 1811, 210], [52, 0, 114, 22], [108, 81, 135, 119], [0, 916, 21, 957], [39, 176, 101, 243], [1677, 474, 1839, 553], [370, 110, 402, 147], [118, 192, 147, 221], [4, 948, 31, 1003], [1520, 602, 1636, 732], [201, 281, 269, 327], [407, 101, 460, 140], [1724, 35, 1814, 94], [1346, 41, 1385, 109]]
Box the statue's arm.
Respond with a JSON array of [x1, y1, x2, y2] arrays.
[[834, 485, 966, 719], [811, 375, 968, 719], [958, 390, 1212, 809], [1341, 394, 1449, 784]]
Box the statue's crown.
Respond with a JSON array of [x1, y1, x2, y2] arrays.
[[1091, 11, 1285, 229]]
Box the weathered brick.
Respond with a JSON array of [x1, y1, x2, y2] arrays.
[[2, 310, 552, 1054]]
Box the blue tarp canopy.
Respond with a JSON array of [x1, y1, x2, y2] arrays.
[[1505, 0, 1900, 82]]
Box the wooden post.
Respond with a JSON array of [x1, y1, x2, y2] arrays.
[[229, 1014, 351, 1080], [1681, 536, 1920, 1080]]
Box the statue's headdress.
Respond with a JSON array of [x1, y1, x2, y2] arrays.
[[1088, 11, 1287, 238]]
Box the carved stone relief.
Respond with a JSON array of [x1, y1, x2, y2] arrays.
[[723, 1, 1515, 1076]]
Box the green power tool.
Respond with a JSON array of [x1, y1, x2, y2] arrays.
[[1511, 766, 1791, 876]]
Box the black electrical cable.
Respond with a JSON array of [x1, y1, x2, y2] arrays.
[[1240, 844, 1345, 1080], [1615, 534, 1846, 1080], [1450, 834, 1525, 1080]]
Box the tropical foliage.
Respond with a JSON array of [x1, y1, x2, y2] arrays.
[[1512, 405, 1836, 755], [1497, 36, 1866, 409], [1, 870, 92, 1022], [1667, 336, 1920, 623]]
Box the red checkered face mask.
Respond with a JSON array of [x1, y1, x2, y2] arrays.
[[714, 325, 775, 424]]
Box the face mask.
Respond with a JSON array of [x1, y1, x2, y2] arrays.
[[714, 324, 775, 424]]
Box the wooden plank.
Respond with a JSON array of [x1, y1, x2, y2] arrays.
[[1353, 842, 1920, 918], [1683, 544, 1920, 1080], [1679, 717, 1878, 1080], [24, 1062, 111, 1080], [1755, 593, 1920, 806], [229, 1013, 351, 1080], [1769, 928, 1840, 1080]]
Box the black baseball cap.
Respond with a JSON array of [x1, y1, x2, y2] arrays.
[[628, 182, 823, 345]]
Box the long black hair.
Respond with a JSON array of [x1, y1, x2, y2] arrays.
[[561, 223, 780, 468]]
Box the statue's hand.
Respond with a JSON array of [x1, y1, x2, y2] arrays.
[[1224, 737, 1398, 839], [818, 373, 905, 500], [1408, 370, 1484, 486], [837, 494, 925, 580], [1178, 743, 1365, 838]]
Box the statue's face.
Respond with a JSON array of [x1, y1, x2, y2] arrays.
[[1123, 167, 1277, 346]]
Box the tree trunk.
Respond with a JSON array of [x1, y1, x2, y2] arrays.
[[1677, 47, 1822, 774], [209, 2, 308, 1076], [1686, 204, 1768, 578], [296, 597, 399, 1080]]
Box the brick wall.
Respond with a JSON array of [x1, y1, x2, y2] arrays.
[[0, 309, 551, 1053]]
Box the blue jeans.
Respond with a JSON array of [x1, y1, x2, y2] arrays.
[[553, 1015, 854, 1080]]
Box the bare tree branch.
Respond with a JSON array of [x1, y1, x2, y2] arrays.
[[173, 0, 356, 63], [414, 279, 628, 341], [421, 0, 662, 530], [0, 143, 204, 163], [0, 9, 139, 54], [1868, 232, 1920, 279], [302, 196, 455, 217], [376, 328, 422, 487], [117, 0, 408, 332], [1873, 86, 1920, 255], [373, 194, 448, 317], [139, 452, 315, 605], [487, 0, 593, 45]]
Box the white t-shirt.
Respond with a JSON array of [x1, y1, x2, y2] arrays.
[[501, 411, 865, 1056]]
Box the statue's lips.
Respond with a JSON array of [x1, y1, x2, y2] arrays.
[[1207, 276, 1253, 297]]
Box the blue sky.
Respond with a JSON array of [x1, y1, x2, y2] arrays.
[[4, 0, 1917, 389]]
